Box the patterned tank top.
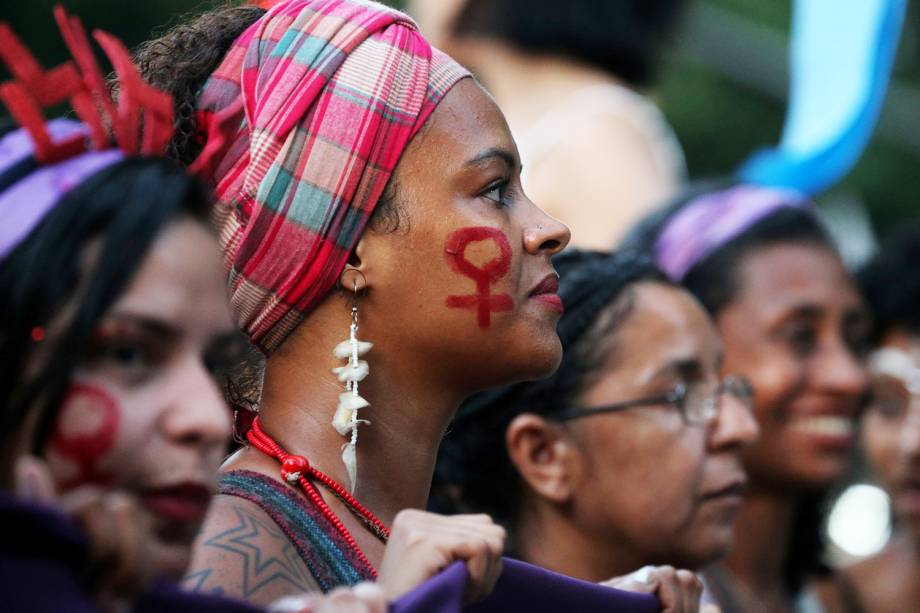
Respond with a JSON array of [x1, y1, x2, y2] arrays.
[[218, 470, 376, 593]]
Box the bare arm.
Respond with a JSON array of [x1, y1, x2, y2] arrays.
[[526, 114, 682, 250], [184, 495, 320, 606]]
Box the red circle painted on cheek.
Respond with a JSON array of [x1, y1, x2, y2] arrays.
[[444, 227, 515, 328], [50, 383, 121, 487]]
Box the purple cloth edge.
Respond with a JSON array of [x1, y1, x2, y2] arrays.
[[391, 558, 659, 613]]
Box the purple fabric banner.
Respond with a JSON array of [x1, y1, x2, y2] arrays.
[[392, 558, 659, 613]]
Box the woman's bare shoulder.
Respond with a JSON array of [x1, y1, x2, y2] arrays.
[[183, 493, 320, 606]]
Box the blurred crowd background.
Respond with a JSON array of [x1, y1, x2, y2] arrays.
[[5, 0, 920, 247]]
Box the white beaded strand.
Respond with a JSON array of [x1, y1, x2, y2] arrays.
[[331, 295, 372, 492]]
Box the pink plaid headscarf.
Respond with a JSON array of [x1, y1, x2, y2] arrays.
[[193, 0, 470, 353]]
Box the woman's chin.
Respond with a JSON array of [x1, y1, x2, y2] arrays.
[[507, 335, 563, 383]]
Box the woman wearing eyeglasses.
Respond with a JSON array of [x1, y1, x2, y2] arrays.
[[625, 184, 872, 612], [433, 249, 758, 608]]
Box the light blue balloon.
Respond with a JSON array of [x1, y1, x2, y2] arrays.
[[738, 0, 906, 195]]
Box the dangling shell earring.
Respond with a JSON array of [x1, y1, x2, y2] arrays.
[[331, 273, 372, 492]]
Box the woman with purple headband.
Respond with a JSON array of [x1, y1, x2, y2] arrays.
[[625, 183, 872, 612], [0, 9, 436, 612]]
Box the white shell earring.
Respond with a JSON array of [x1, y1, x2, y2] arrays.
[[331, 274, 372, 492]]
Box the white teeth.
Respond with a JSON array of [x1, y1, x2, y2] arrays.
[[793, 416, 854, 437]]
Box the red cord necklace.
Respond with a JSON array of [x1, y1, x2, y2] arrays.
[[246, 417, 390, 576]]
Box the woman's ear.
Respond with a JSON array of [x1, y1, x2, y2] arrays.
[[340, 237, 370, 292], [506, 413, 582, 505]]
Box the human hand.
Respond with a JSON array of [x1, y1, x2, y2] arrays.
[[377, 509, 505, 603], [268, 582, 387, 613], [14, 455, 154, 609], [602, 565, 717, 613]]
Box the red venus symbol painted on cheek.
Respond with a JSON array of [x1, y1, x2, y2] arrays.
[[444, 227, 515, 328], [49, 383, 120, 490]]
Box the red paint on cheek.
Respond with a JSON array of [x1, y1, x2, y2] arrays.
[[444, 227, 514, 328], [50, 383, 120, 489]]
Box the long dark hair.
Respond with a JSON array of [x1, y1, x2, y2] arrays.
[[623, 182, 839, 593], [0, 157, 211, 456], [432, 249, 668, 545]]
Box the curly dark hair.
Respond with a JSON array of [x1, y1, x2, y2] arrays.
[[134, 4, 266, 166], [431, 249, 669, 547]]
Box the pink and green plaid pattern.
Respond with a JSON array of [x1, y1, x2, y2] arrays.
[[194, 0, 469, 352]]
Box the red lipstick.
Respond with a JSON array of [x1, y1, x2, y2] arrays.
[[529, 274, 564, 313], [140, 482, 212, 523]]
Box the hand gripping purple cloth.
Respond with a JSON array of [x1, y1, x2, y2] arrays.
[[391, 558, 659, 613]]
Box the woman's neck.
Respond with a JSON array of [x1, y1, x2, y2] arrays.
[[255, 312, 464, 527], [515, 501, 641, 582], [720, 486, 795, 605]]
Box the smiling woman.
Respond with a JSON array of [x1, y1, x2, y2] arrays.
[[134, 0, 571, 606]]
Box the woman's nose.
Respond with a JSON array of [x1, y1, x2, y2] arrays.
[[523, 207, 570, 257]]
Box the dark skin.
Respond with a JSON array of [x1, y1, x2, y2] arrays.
[[708, 243, 870, 613], [186, 78, 571, 606], [815, 328, 920, 612], [510, 283, 758, 580]]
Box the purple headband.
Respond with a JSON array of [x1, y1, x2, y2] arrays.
[[0, 118, 123, 261], [653, 184, 810, 281]]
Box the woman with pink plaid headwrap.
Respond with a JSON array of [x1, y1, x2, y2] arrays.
[[138, 0, 575, 606]]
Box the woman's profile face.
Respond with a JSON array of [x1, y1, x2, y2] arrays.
[[356, 78, 570, 392], [42, 218, 241, 580], [564, 282, 757, 570], [716, 242, 870, 490], [862, 329, 920, 537]]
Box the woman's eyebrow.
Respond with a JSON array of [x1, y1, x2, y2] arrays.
[[645, 356, 705, 385], [102, 312, 181, 340], [464, 147, 518, 171]]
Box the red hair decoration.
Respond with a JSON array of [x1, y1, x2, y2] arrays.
[[0, 5, 174, 164]]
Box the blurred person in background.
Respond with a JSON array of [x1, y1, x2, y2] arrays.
[[434, 248, 757, 611], [0, 11, 390, 612], [407, 0, 689, 250], [625, 183, 872, 612], [0, 115, 251, 613], [813, 228, 920, 612]]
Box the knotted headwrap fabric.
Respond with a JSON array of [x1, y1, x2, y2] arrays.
[[193, 0, 471, 353], [653, 184, 810, 282]]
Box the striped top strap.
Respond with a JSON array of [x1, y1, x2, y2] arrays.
[[219, 469, 375, 593]]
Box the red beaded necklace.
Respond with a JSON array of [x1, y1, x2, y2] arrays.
[[246, 417, 390, 576]]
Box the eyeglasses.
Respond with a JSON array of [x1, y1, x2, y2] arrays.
[[554, 375, 755, 426]]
